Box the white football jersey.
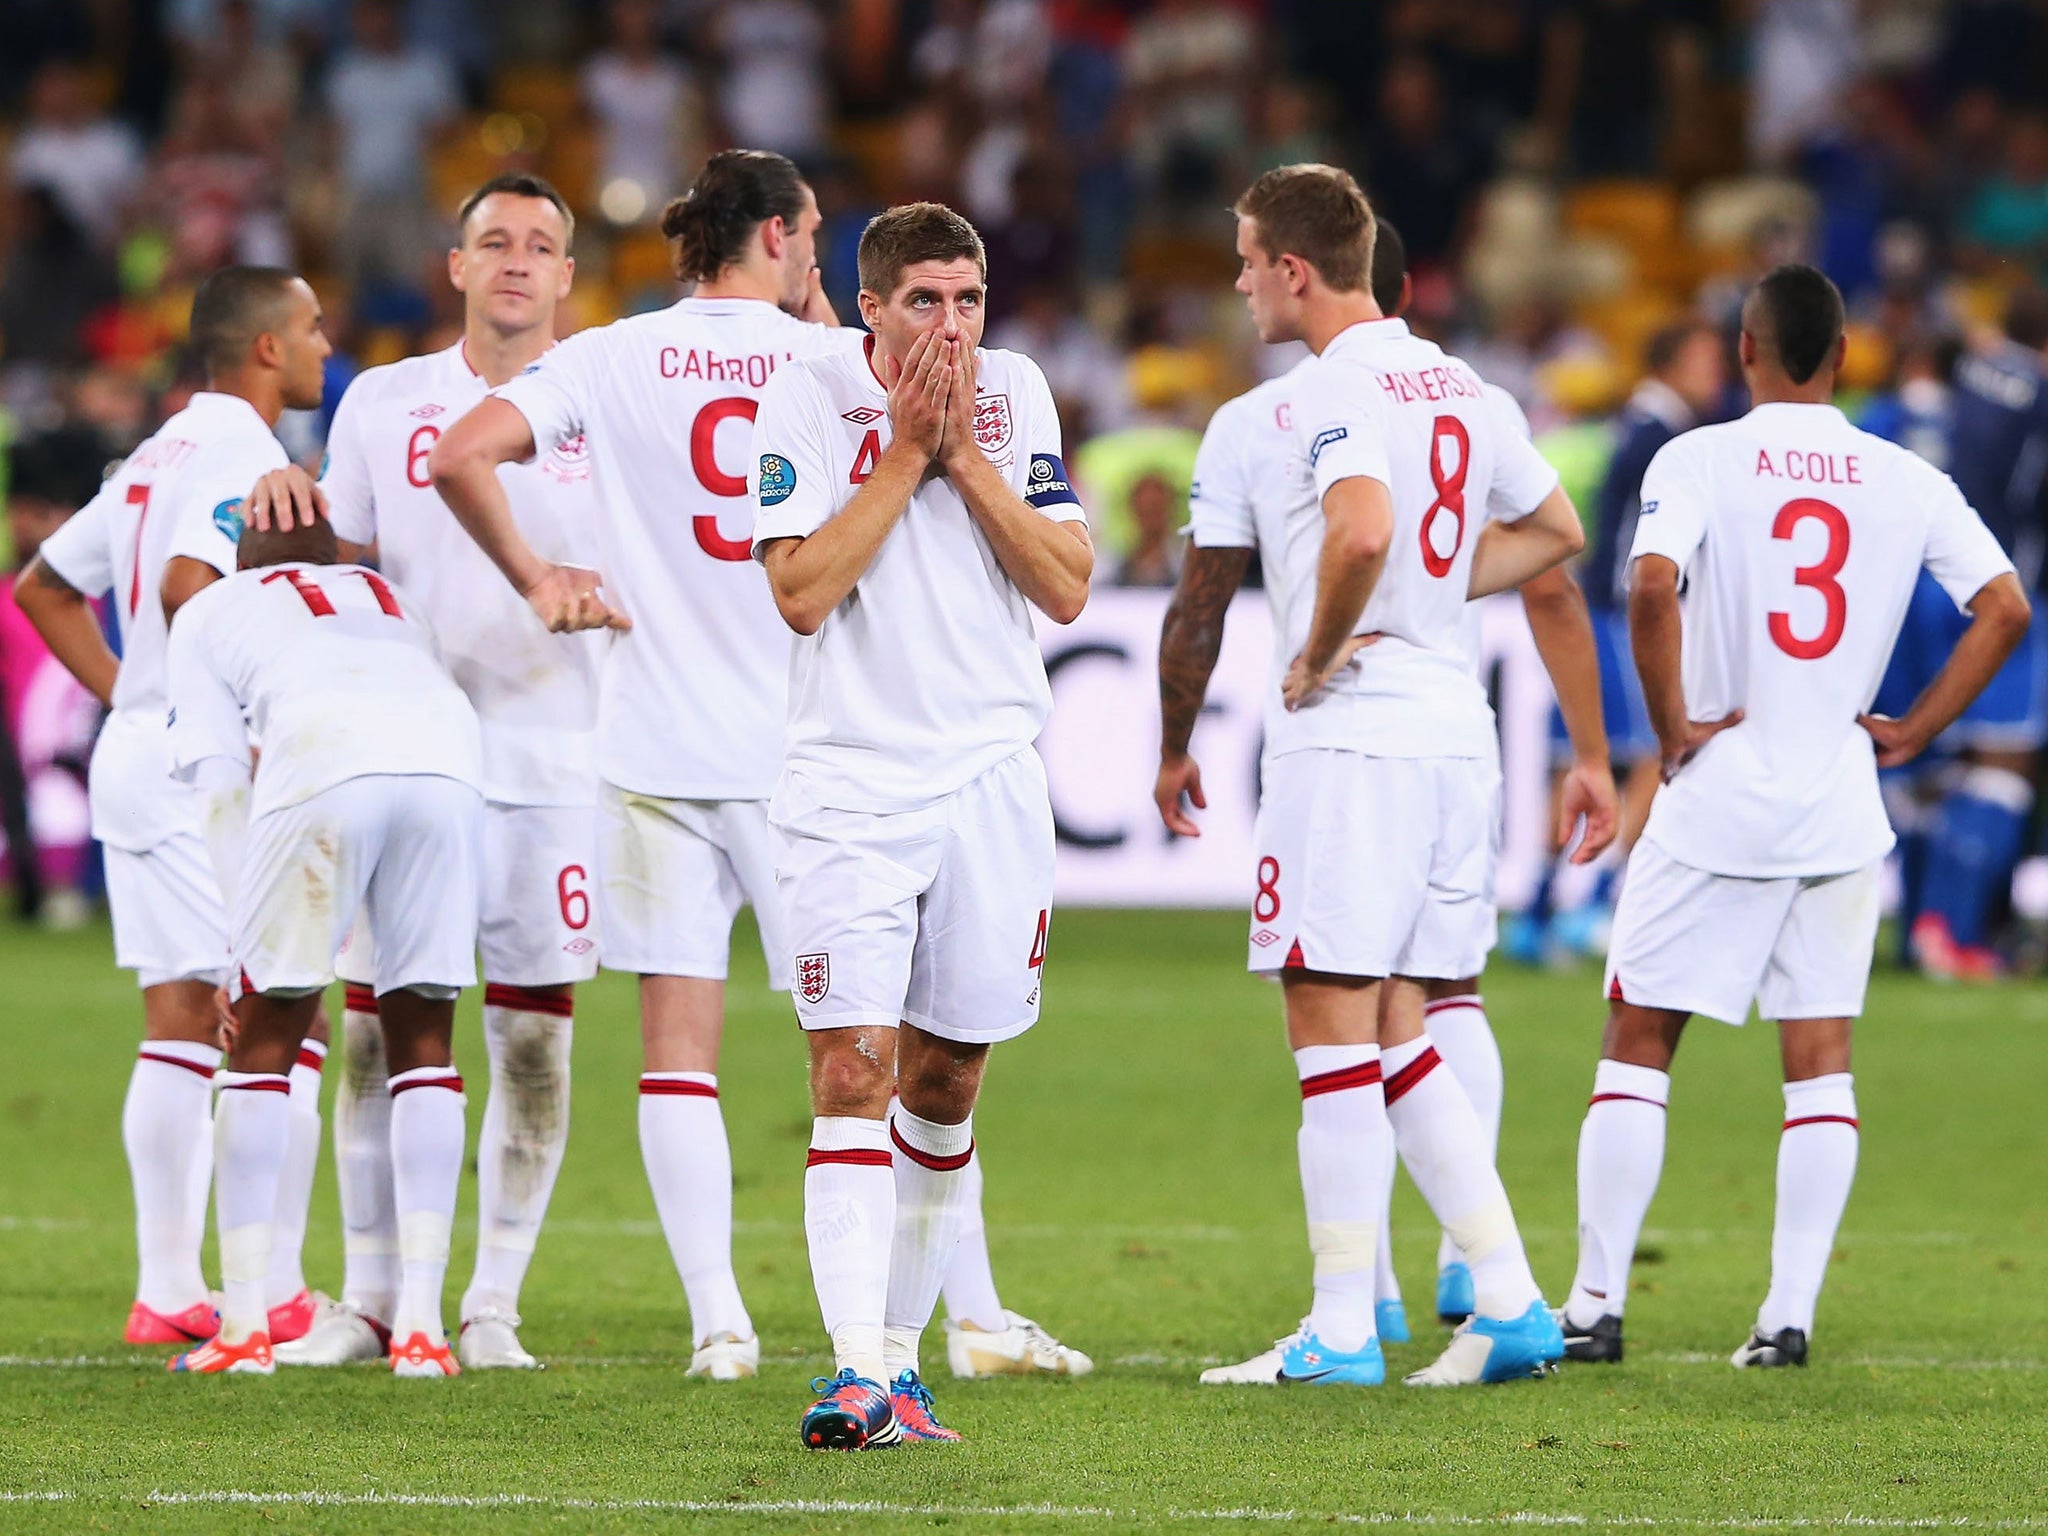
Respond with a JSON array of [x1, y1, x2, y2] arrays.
[[323, 342, 601, 807], [1270, 320, 1559, 760], [491, 297, 858, 800], [1190, 365, 1534, 754], [1633, 402, 2014, 878], [749, 337, 1087, 813], [36, 391, 288, 850], [165, 561, 482, 821]]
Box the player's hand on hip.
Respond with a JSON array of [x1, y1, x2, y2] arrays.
[[523, 563, 631, 634], [1659, 709, 1743, 783], [1856, 711, 1927, 769], [1155, 753, 1207, 837], [885, 329, 949, 462], [1556, 757, 1621, 863], [246, 466, 327, 532], [1281, 634, 1376, 710]]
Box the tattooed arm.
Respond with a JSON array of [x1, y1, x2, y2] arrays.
[[1154, 544, 1253, 836], [14, 556, 118, 707]]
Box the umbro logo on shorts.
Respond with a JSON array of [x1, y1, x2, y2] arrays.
[[562, 937, 594, 956], [1251, 930, 1281, 947], [796, 951, 831, 1005]]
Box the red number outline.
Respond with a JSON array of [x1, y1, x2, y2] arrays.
[[1420, 415, 1470, 578], [557, 865, 590, 931], [406, 425, 440, 489], [689, 396, 758, 561], [125, 483, 152, 616], [1767, 497, 1850, 660], [1253, 856, 1282, 923], [262, 567, 404, 619]]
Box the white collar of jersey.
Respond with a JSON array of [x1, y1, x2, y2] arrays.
[[1746, 400, 1848, 426], [187, 390, 272, 431], [1630, 378, 1695, 433], [861, 333, 890, 395], [1321, 317, 1411, 358]]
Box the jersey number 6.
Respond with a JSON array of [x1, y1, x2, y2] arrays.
[[690, 397, 758, 562], [1767, 497, 1850, 660]]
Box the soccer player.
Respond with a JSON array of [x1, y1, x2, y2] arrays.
[[162, 516, 483, 1375], [243, 173, 600, 1370], [1893, 291, 2048, 977], [1168, 166, 1582, 1389], [425, 149, 836, 1380], [15, 266, 325, 1347], [1559, 265, 2029, 1370], [751, 202, 1090, 1448], [1158, 218, 1619, 1348]]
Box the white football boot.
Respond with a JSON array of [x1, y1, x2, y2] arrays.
[[945, 1311, 1095, 1378], [687, 1331, 760, 1380], [458, 1308, 542, 1370], [272, 1296, 389, 1366]]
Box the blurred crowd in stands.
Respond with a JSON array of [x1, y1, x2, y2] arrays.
[[4, 0, 2048, 966]]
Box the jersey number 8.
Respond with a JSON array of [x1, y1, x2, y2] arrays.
[[1420, 415, 1470, 578]]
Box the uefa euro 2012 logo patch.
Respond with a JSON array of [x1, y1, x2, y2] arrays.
[[212, 497, 246, 541], [758, 454, 796, 506]]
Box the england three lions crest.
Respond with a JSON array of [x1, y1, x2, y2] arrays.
[[795, 951, 831, 1005], [973, 392, 1013, 455]]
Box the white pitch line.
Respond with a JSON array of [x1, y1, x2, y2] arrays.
[[39, 1492, 2030, 1529]]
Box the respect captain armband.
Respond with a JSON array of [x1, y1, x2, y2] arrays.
[[1023, 453, 1081, 511]]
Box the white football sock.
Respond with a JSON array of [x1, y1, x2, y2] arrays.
[[1383, 1034, 1540, 1320], [1758, 1073, 1859, 1337], [1567, 1059, 1670, 1326], [335, 995, 398, 1322], [639, 1072, 752, 1346], [1295, 1044, 1387, 1353], [461, 991, 574, 1321], [264, 1038, 325, 1309], [126, 1040, 219, 1312], [940, 1147, 1009, 1333], [1373, 1137, 1401, 1307], [884, 1106, 976, 1378], [389, 1066, 466, 1344], [213, 1071, 290, 1341], [805, 1116, 894, 1383], [1424, 995, 1502, 1274]]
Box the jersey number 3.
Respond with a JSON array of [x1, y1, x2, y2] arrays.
[[1767, 497, 1849, 660]]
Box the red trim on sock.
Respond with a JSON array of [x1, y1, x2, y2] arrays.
[[137, 1050, 216, 1080], [639, 1077, 717, 1098], [295, 1047, 325, 1074], [1424, 997, 1483, 1015], [1299, 1059, 1383, 1099], [1783, 1114, 1858, 1132], [343, 985, 379, 1015], [222, 1076, 290, 1094], [889, 1118, 975, 1171], [483, 983, 574, 1017], [1589, 1092, 1666, 1109], [390, 1074, 463, 1097], [1382, 1047, 1443, 1106], [806, 1147, 894, 1169], [1283, 938, 1307, 969]]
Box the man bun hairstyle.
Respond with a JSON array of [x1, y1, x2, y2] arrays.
[[1747, 263, 1844, 386], [662, 149, 808, 283], [1234, 163, 1375, 295], [458, 171, 575, 251], [857, 202, 987, 300], [1368, 218, 1406, 315], [188, 266, 302, 378]]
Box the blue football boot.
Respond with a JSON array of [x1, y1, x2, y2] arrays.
[[1376, 1297, 1410, 1345], [1436, 1261, 1475, 1325], [1405, 1300, 1565, 1386]]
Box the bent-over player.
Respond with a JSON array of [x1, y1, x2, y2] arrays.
[[163, 517, 483, 1375]]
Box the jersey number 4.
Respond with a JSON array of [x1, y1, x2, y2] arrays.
[[1767, 497, 1849, 660], [263, 567, 404, 618]]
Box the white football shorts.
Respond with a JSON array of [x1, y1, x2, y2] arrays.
[[771, 747, 1055, 1045], [596, 781, 787, 989], [1248, 750, 1499, 980], [236, 774, 483, 998], [1604, 836, 1882, 1026], [105, 831, 231, 989]]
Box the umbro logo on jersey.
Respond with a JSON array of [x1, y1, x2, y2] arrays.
[[409, 404, 446, 420], [841, 406, 884, 425]]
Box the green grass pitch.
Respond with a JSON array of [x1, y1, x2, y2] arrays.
[[2, 910, 2045, 1533]]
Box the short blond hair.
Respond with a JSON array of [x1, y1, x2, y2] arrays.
[[1233, 164, 1375, 294]]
